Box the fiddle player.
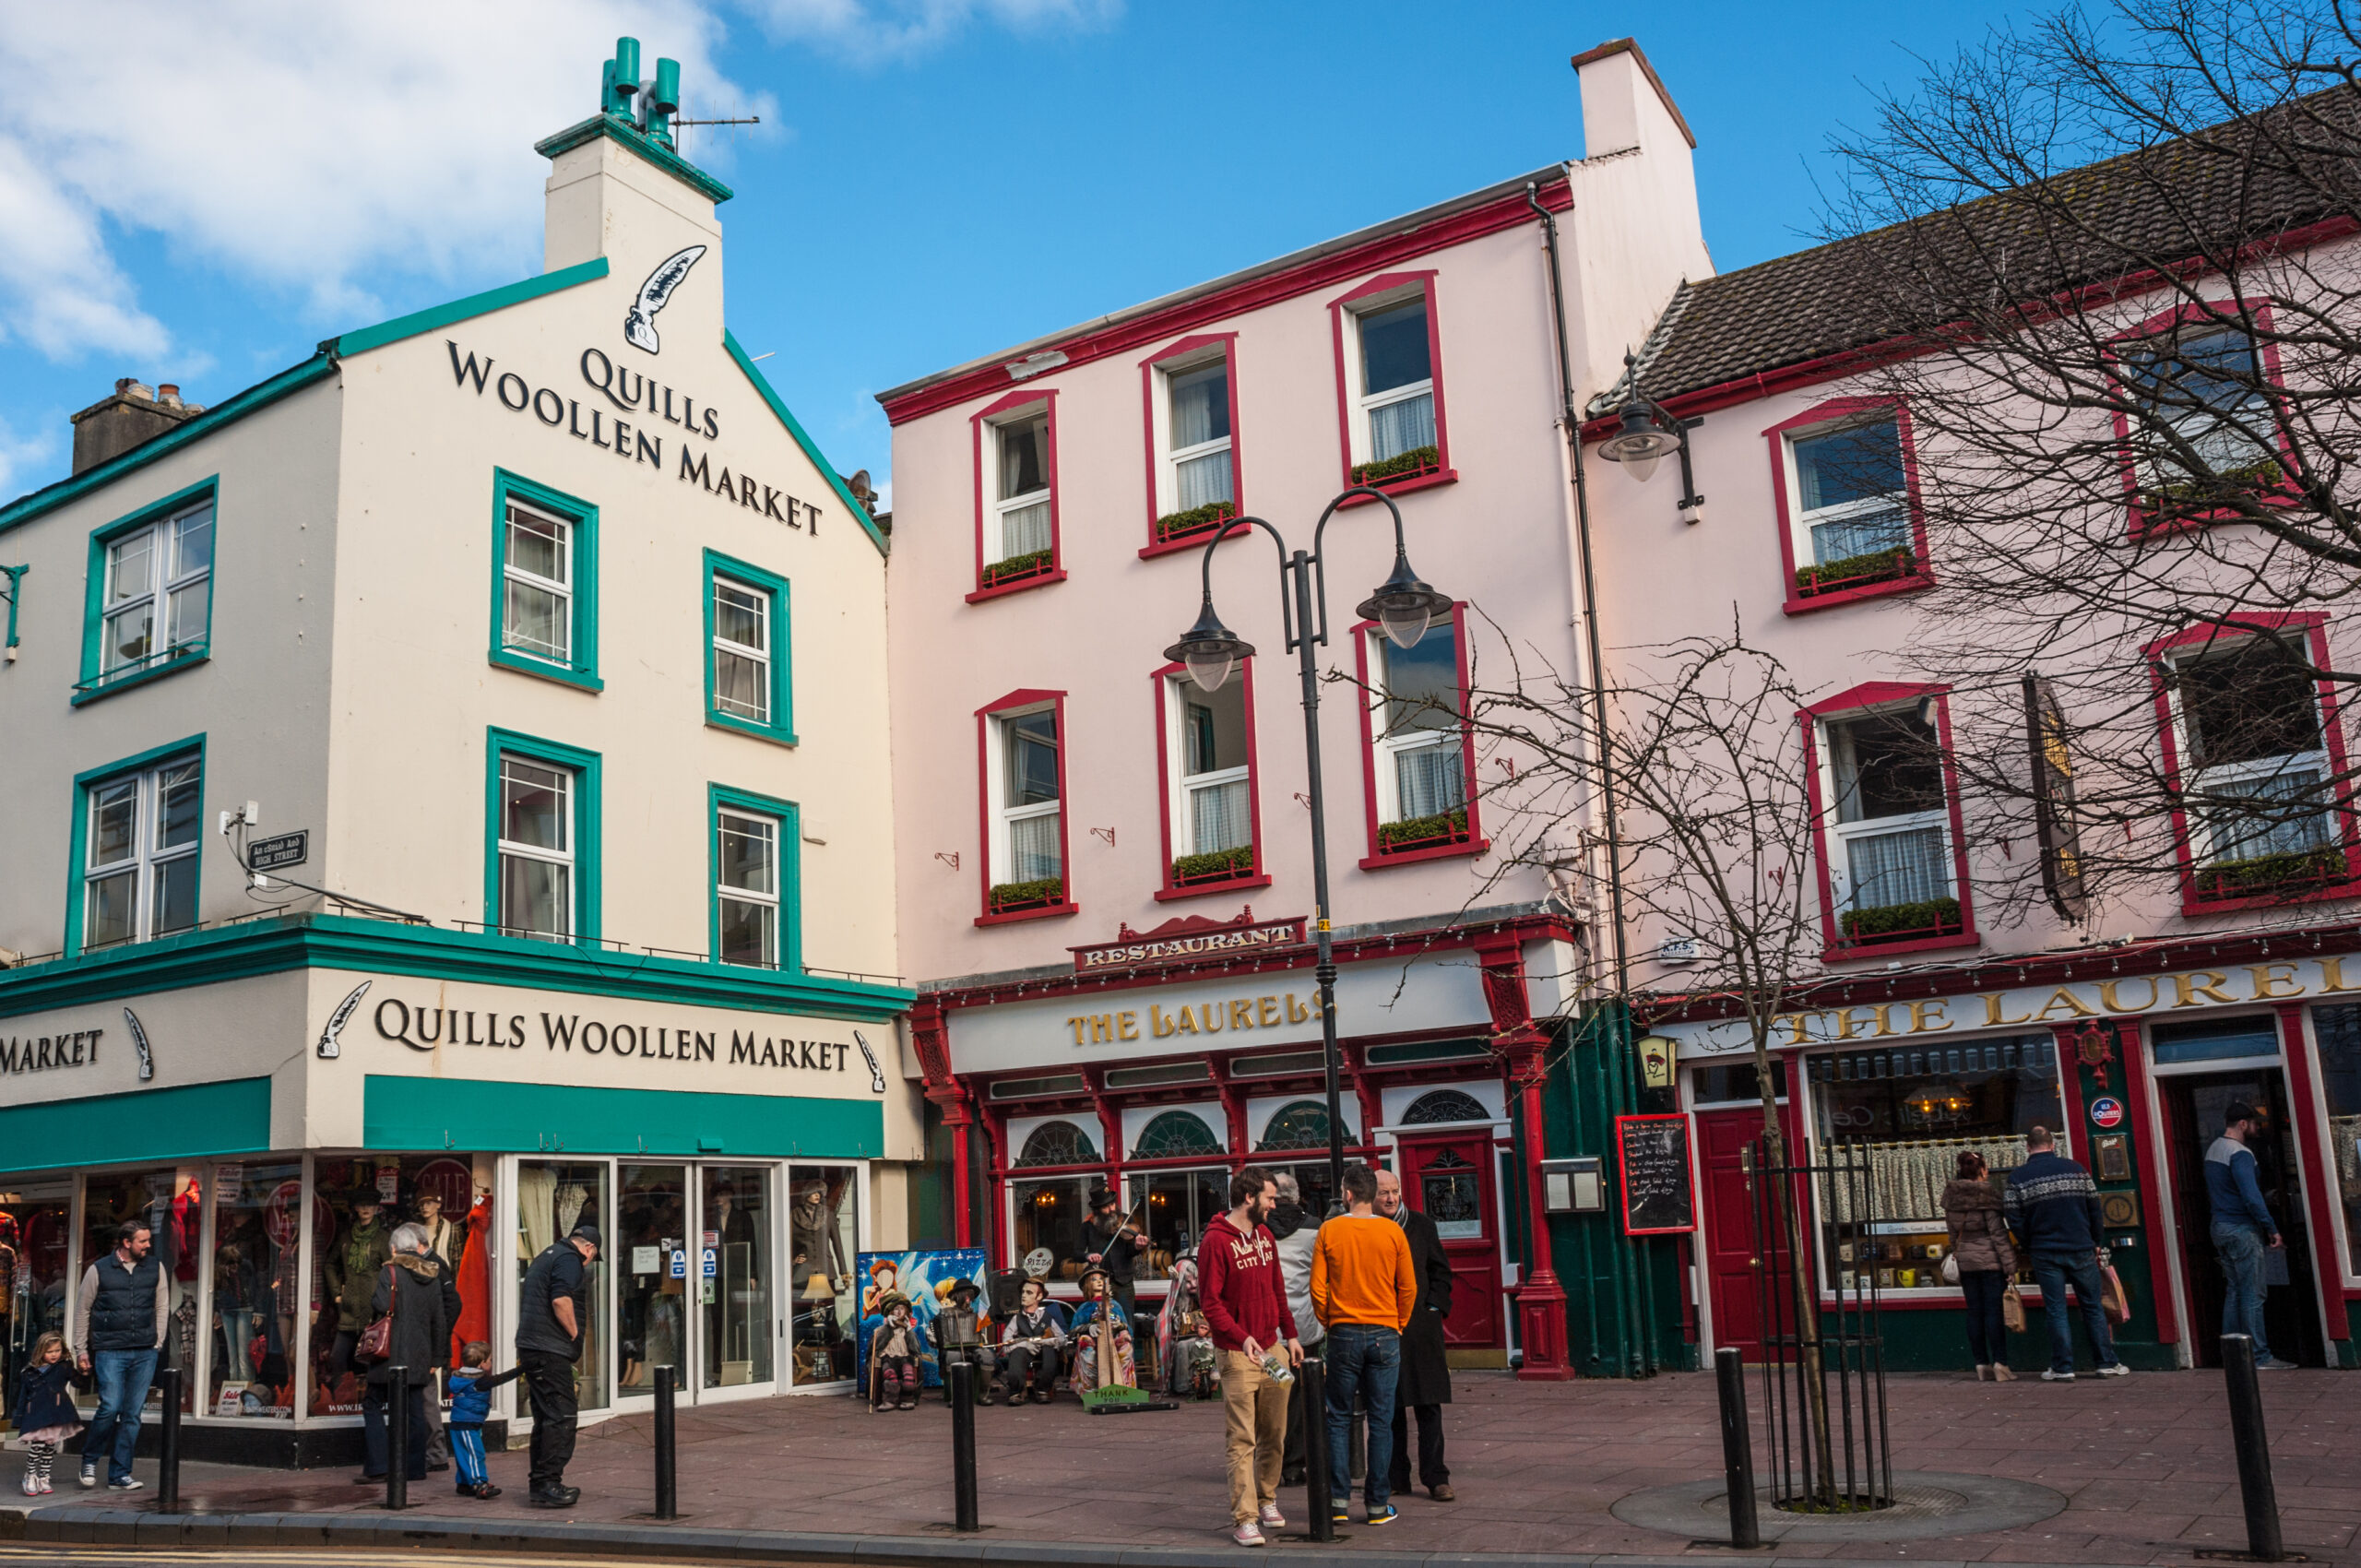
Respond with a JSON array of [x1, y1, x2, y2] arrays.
[[1073, 1188, 1145, 1324]]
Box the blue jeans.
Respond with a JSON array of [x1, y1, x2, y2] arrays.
[[2030, 1251, 2118, 1373], [1323, 1324, 1401, 1512], [2212, 1223, 2274, 1363], [85, 1348, 159, 1485]]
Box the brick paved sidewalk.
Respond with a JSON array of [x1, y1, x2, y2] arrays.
[[8, 1369, 2353, 1564]]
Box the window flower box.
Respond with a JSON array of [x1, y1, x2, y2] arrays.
[[1170, 846, 1254, 886], [1154, 500, 1239, 547], [2139, 457, 2284, 516], [988, 877, 1065, 914], [979, 549, 1055, 590], [1351, 445, 1442, 488], [2192, 846, 2350, 901], [1376, 806, 1469, 855], [1836, 895, 1963, 948], [1795, 547, 1915, 600]]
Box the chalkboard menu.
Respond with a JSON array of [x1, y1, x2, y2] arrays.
[[1615, 1113, 1697, 1235]]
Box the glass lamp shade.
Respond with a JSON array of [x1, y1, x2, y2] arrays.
[[1355, 552, 1454, 650], [1598, 399, 1681, 482], [1164, 598, 1254, 694]]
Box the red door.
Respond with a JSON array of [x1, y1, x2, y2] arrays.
[[1697, 1109, 1765, 1357], [1399, 1135, 1503, 1348]]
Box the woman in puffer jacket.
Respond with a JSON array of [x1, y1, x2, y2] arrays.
[[1943, 1150, 2019, 1381]]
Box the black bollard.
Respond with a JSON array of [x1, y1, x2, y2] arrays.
[[1302, 1357, 1335, 1542], [654, 1367, 679, 1520], [385, 1368, 410, 1512], [949, 1361, 979, 1532], [2220, 1336, 2284, 1562], [1714, 1348, 1760, 1549], [156, 1367, 183, 1513]]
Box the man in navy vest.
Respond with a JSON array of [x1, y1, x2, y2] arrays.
[[72, 1221, 169, 1491]]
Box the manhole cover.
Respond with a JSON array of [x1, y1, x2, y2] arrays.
[[1613, 1470, 2065, 1542]]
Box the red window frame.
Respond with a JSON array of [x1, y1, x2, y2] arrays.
[[1138, 333, 1245, 560], [975, 686, 1079, 925], [1152, 659, 1271, 901], [1355, 602, 1486, 869], [1763, 395, 1934, 615], [2107, 297, 2295, 539], [1328, 271, 1456, 503], [2143, 612, 2360, 914], [968, 388, 1067, 604], [1797, 681, 1979, 962]]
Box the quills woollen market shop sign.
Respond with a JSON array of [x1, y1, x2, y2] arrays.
[[368, 992, 853, 1075]]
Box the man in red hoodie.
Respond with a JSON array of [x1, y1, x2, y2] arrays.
[[1198, 1166, 1303, 1547]]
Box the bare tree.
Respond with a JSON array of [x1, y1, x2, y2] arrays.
[[1801, 0, 2361, 926]]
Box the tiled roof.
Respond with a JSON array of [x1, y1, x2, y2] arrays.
[[1606, 89, 2360, 412]]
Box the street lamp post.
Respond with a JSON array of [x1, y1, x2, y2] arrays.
[[1165, 485, 1454, 1211]]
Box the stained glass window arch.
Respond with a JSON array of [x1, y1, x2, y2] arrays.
[[1258, 1100, 1334, 1150], [1014, 1119, 1099, 1168], [1133, 1110, 1223, 1158], [1402, 1088, 1490, 1125]]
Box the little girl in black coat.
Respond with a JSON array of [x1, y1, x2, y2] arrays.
[[11, 1333, 83, 1496]]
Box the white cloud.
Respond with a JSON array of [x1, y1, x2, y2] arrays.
[[0, 410, 57, 497], [737, 0, 1120, 57], [0, 0, 761, 362]]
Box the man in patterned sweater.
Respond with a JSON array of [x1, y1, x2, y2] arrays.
[[2003, 1126, 2130, 1382]]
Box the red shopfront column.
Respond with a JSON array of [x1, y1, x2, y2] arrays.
[[1475, 932, 1572, 1380], [2275, 1004, 2354, 1348], [911, 1000, 974, 1249]]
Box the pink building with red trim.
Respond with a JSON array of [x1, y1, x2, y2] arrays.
[[877, 41, 1710, 1377], [1589, 149, 2361, 1371]]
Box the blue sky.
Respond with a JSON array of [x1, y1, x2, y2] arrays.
[[0, 0, 2035, 504]]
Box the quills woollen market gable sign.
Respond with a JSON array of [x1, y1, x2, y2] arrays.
[[1070, 911, 1307, 975]]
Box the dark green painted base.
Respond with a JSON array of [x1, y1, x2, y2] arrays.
[[65, 1416, 508, 1469], [1860, 1301, 2182, 1373]]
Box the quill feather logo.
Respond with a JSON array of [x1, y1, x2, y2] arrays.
[[623, 244, 706, 354], [318, 980, 371, 1060], [122, 1007, 155, 1082], [853, 1029, 888, 1094]]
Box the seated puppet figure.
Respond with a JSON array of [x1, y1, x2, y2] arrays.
[[868, 1292, 927, 1411], [931, 1277, 998, 1406], [997, 1277, 1067, 1405], [1068, 1264, 1135, 1393]]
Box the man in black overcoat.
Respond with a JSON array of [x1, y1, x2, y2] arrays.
[[1374, 1168, 1453, 1501]]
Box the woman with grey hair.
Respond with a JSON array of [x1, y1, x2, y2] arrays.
[[357, 1222, 457, 1485]]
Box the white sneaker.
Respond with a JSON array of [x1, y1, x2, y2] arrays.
[[2041, 1369, 2076, 1382], [78, 1462, 97, 1490], [1259, 1503, 1287, 1529], [2096, 1362, 2130, 1377], [18, 1474, 35, 1497], [1231, 1520, 1266, 1547], [108, 1477, 143, 1492]]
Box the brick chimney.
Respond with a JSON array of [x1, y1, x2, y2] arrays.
[[70, 378, 206, 476]]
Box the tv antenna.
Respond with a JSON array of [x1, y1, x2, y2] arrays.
[[671, 101, 761, 157]]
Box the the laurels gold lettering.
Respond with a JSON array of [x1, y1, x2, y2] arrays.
[[1766, 958, 2357, 1048], [1066, 991, 1323, 1047]]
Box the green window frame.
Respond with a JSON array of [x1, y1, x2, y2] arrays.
[[708, 783, 802, 973], [702, 549, 794, 745], [75, 478, 218, 705], [65, 732, 206, 958], [483, 728, 603, 944], [488, 469, 601, 691]]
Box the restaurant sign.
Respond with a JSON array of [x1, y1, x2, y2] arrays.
[[1070, 911, 1306, 975]]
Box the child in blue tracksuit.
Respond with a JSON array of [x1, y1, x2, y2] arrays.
[[445, 1341, 523, 1498]]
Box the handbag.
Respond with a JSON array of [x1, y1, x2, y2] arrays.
[[2000, 1284, 2027, 1334], [2100, 1264, 2132, 1325], [1940, 1253, 1961, 1286], [353, 1265, 397, 1365]]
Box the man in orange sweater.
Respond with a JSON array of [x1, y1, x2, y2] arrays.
[[1309, 1162, 1418, 1527]]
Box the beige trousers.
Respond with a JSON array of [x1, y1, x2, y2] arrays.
[[1218, 1348, 1289, 1523]]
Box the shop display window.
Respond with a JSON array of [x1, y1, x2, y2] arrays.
[[1125, 1168, 1226, 1280], [207, 1161, 302, 1419], [701, 1167, 774, 1388], [1255, 1100, 1342, 1218], [79, 1166, 202, 1412], [2311, 1004, 2361, 1277], [1013, 1176, 1094, 1277], [517, 1160, 611, 1411], [1807, 1034, 2061, 1293], [1689, 1060, 1789, 1106], [787, 1167, 857, 1384], [310, 1155, 487, 1419], [2, 1180, 74, 1420], [617, 1164, 688, 1395]]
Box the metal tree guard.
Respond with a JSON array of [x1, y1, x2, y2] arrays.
[[1744, 1135, 1892, 1513]]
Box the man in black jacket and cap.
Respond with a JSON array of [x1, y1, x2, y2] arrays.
[[1376, 1168, 1453, 1501], [516, 1223, 599, 1507]]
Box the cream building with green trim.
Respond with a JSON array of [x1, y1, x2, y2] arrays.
[[0, 41, 912, 1460]]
